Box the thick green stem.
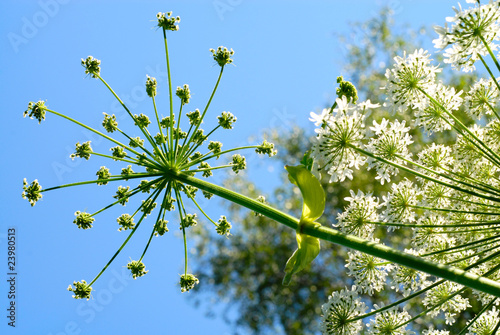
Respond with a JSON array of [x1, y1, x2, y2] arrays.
[[166, 170, 500, 297]]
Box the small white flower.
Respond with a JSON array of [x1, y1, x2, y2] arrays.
[[346, 248, 392, 296], [466, 307, 500, 335], [465, 78, 500, 120], [321, 286, 367, 335], [310, 96, 373, 183], [414, 83, 462, 134], [336, 190, 379, 239], [366, 306, 413, 335], [423, 281, 471, 325], [366, 119, 413, 185], [434, 2, 500, 72], [381, 179, 419, 224], [383, 49, 440, 113]]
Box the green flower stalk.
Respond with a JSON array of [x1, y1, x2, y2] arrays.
[[23, 11, 277, 297]]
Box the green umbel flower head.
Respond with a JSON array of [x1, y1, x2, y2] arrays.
[[157, 12, 180, 31], [127, 260, 148, 279], [210, 46, 234, 67], [23, 11, 276, 300], [67, 280, 92, 300], [81, 56, 101, 78], [24, 100, 47, 123], [180, 274, 199, 293], [22, 179, 42, 206]]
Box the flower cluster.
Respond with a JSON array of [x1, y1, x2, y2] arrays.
[[319, 1, 500, 333], [22, 12, 276, 299]]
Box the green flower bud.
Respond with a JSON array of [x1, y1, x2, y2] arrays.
[[117, 213, 135, 231], [81, 56, 101, 78], [198, 162, 212, 178], [127, 260, 148, 279], [133, 114, 151, 128], [180, 274, 199, 293], [23, 100, 47, 123], [160, 116, 175, 128], [70, 141, 92, 160], [110, 146, 127, 160], [73, 211, 94, 229], [176, 84, 191, 105], [180, 213, 197, 229], [336, 76, 358, 103], [157, 12, 180, 31], [186, 109, 202, 125], [216, 215, 232, 236], [208, 141, 223, 157], [141, 199, 157, 216], [255, 140, 277, 157], [22, 178, 42, 207], [121, 165, 134, 180], [96, 166, 111, 185], [102, 113, 118, 132], [67, 280, 92, 300], [129, 137, 144, 148], [154, 219, 169, 236], [192, 129, 206, 145], [217, 111, 236, 129], [114, 186, 131, 205], [146, 75, 157, 97], [231, 154, 246, 174], [209, 46, 234, 67]]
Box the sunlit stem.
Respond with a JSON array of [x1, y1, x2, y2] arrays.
[[40, 172, 163, 193], [479, 34, 500, 74], [351, 145, 500, 203], [173, 184, 188, 276], [45, 108, 143, 158], [90, 179, 160, 217], [178, 67, 224, 160], [173, 103, 184, 164], [446, 244, 500, 265], [162, 28, 176, 164], [421, 234, 500, 258], [181, 145, 261, 170], [457, 298, 498, 335], [395, 154, 500, 196], [91, 152, 139, 165], [97, 75, 162, 161], [87, 186, 163, 286], [396, 287, 466, 331], [152, 96, 170, 161], [180, 124, 222, 164], [166, 170, 500, 297], [189, 165, 232, 173], [115, 128, 156, 162], [181, 184, 218, 227], [485, 100, 500, 121], [349, 279, 445, 322], [138, 180, 169, 262], [420, 88, 500, 167]]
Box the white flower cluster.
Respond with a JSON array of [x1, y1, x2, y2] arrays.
[[319, 1, 500, 334]]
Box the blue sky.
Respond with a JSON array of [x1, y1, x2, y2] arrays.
[[2, 1, 457, 334]]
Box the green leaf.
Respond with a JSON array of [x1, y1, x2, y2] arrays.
[[283, 230, 321, 286], [285, 165, 325, 224], [283, 165, 325, 285]]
